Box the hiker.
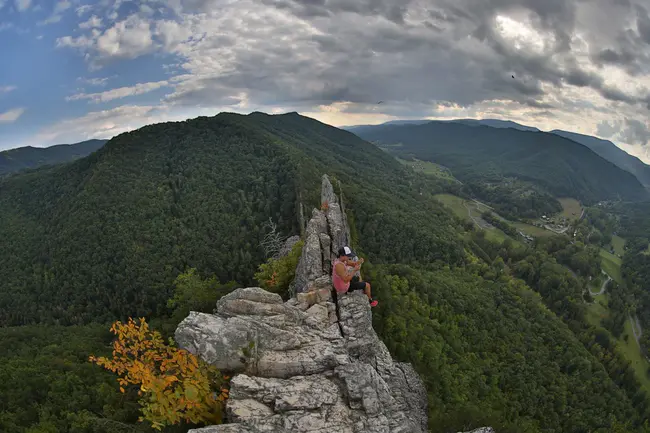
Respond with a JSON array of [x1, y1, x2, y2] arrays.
[[332, 246, 378, 307]]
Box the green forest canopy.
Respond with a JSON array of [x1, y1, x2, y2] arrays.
[[1, 112, 649, 432]]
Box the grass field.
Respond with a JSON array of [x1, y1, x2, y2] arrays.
[[434, 194, 513, 243], [513, 222, 556, 237], [399, 158, 460, 183], [619, 319, 650, 393], [611, 235, 626, 256], [600, 249, 623, 284], [434, 194, 468, 219], [586, 296, 609, 328], [558, 197, 583, 220]]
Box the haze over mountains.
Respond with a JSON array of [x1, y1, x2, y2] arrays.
[[347, 118, 650, 191], [353, 120, 648, 204], [0, 139, 107, 177]]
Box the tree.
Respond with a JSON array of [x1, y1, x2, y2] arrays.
[[89, 318, 228, 430], [167, 269, 237, 325]]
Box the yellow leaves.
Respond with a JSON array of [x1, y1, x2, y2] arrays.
[[89, 317, 228, 430]]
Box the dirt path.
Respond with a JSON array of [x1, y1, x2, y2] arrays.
[[589, 275, 611, 296], [463, 201, 491, 229], [630, 313, 642, 346]]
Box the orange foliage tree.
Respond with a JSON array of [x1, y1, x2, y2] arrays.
[[89, 318, 229, 430]]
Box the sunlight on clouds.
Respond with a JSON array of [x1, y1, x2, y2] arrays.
[[0, 108, 25, 123], [495, 15, 553, 55]]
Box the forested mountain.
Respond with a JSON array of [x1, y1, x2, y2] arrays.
[[2, 112, 650, 432], [354, 121, 648, 203], [344, 118, 538, 136], [552, 129, 650, 187], [0, 139, 107, 177], [451, 118, 540, 132]]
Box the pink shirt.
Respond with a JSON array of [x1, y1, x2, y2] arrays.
[[332, 258, 350, 293]]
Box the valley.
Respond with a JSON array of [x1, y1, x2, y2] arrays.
[[2, 113, 650, 433], [394, 136, 650, 415]]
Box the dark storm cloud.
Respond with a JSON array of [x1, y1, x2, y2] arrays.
[[154, 0, 650, 144]]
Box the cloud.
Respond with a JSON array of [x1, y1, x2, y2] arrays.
[[66, 80, 170, 103], [36, 0, 650, 162], [0, 86, 16, 93], [58, 15, 154, 66], [38, 0, 72, 25], [76, 4, 91, 16], [96, 16, 153, 59], [57, 34, 95, 49], [78, 77, 111, 86], [31, 104, 220, 145], [79, 15, 102, 29], [15, 0, 30, 12], [0, 108, 25, 123], [596, 120, 622, 138], [620, 118, 650, 145]]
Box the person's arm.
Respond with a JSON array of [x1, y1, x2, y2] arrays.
[[335, 262, 358, 283]]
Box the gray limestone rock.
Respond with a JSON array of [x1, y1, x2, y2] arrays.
[[294, 210, 328, 293], [182, 175, 431, 433], [321, 174, 338, 208], [278, 235, 301, 258]]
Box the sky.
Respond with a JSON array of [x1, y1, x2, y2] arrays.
[[2, 0, 650, 163]]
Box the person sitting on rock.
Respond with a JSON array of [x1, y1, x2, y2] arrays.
[[332, 246, 378, 307]]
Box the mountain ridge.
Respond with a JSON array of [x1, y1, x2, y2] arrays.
[[353, 120, 648, 204], [550, 129, 650, 187], [0, 138, 108, 177]]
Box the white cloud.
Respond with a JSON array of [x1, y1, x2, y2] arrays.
[[78, 76, 111, 86], [57, 34, 94, 49], [53, 0, 71, 14], [0, 86, 16, 93], [76, 4, 91, 16], [66, 80, 170, 103], [0, 108, 25, 123], [79, 15, 102, 29], [95, 16, 153, 60], [15, 0, 30, 12], [38, 0, 72, 25], [39, 15, 62, 25], [58, 15, 154, 66], [0, 22, 13, 31], [31, 104, 218, 145]]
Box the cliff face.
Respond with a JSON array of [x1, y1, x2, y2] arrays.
[[174, 175, 491, 433]]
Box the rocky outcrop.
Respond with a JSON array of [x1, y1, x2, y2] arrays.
[[177, 285, 428, 433], [294, 175, 351, 294], [174, 174, 493, 433]]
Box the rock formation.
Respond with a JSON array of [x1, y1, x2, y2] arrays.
[[174, 175, 493, 433]]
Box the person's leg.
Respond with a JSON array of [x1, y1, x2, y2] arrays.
[[364, 282, 371, 300]]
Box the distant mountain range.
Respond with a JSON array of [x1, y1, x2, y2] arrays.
[[0, 139, 107, 177], [344, 118, 540, 135], [346, 118, 650, 188], [353, 120, 648, 203]]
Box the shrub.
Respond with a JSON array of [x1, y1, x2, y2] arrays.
[[89, 318, 228, 430], [255, 239, 304, 297]]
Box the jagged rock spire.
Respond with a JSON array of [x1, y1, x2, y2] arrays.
[[173, 175, 494, 433], [294, 174, 351, 294]]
